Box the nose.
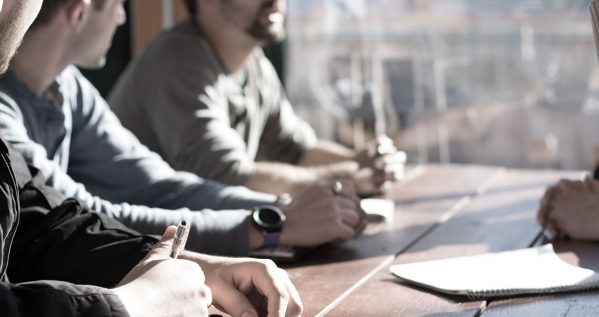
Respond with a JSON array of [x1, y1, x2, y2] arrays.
[[116, 2, 126, 25]]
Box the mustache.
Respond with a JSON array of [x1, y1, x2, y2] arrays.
[[261, 0, 282, 10]]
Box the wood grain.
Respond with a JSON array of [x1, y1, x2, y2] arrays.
[[289, 165, 501, 317], [325, 168, 581, 317]]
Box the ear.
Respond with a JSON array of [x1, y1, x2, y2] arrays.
[[65, 0, 92, 32]]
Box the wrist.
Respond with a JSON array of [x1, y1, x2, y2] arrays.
[[249, 205, 286, 249], [113, 285, 144, 317], [249, 218, 266, 249]]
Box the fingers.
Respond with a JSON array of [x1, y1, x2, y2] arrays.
[[203, 283, 213, 308], [337, 205, 360, 227], [356, 150, 406, 194], [247, 263, 302, 317], [333, 219, 358, 241], [369, 135, 396, 157], [332, 187, 367, 235], [281, 269, 303, 317], [545, 211, 567, 240], [375, 151, 407, 167], [537, 186, 555, 227], [335, 179, 358, 199], [207, 258, 302, 317], [211, 281, 259, 317], [256, 262, 291, 317], [144, 225, 178, 261], [556, 179, 585, 192]]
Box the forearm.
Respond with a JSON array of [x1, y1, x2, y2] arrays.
[[245, 161, 358, 195], [245, 162, 317, 194], [110, 203, 254, 256], [298, 140, 356, 166]]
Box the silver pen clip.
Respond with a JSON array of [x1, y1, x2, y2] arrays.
[[170, 221, 189, 259]]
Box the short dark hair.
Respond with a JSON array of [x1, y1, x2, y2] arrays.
[[184, 0, 198, 16], [31, 0, 108, 29]]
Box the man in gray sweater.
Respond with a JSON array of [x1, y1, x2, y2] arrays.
[[109, 0, 407, 197], [0, 0, 365, 256]]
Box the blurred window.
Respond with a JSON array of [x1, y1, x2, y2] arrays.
[[286, 0, 598, 169]]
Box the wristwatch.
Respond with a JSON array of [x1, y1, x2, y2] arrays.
[[251, 205, 287, 249]]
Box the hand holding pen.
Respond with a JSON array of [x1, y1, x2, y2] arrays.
[[354, 135, 406, 196], [114, 225, 212, 317], [115, 223, 302, 317]]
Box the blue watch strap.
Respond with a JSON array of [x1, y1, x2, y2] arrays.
[[263, 231, 282, 250]]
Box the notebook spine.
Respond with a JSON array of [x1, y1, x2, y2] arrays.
[[466, 281, 599, 300]]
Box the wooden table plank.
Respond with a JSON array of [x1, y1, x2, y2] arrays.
[[288, 164, 502, 317], [482, 241, 599, 317], [325, 168, 582, 317]]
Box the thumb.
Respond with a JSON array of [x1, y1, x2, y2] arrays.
[[145, 225, 178, 261], [212, 283, 259, 317]]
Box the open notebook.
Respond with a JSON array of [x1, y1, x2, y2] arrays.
[[390, 244, 599, 298]]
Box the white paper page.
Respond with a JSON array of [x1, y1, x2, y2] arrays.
[[390, 244, 599, 296]]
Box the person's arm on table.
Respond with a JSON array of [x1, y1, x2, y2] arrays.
[[248, 180, 367, 250], [301, 137, 407, 196], [117, 227, 303, 317]]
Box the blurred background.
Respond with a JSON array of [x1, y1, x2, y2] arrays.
[[93, 0, 599, 171]]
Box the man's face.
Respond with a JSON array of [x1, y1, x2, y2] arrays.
[[74, 0, 126, 69], [221, 0, 287, 44], [0, 0, 43, 73]]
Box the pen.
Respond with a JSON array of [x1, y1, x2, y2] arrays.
[[170, 221, 189, 259]]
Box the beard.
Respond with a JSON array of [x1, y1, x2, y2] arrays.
[[0, 0, 28, 73], [221, 0, 286, 45], [246, 16, 286, 44]]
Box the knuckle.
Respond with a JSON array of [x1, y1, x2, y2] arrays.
[[181, 261, 205, 281], [198, 285, 212, 305], [277, 286, 291, 302], [291, 301, 304, 317], [258, 258, 278, 271], [277, 267, 289, 277]]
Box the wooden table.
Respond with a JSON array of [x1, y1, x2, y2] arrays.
[[279, 164, 599, 317], [208, 164, 599, 316]]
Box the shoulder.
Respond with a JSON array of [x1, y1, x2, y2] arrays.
[[0, 71, 31, 119], [0, 91, 24, 119], [58, 65, 102, 101], [133, 20, 222, 81], [57, 65, 96, 94], [249, 49, 282, 87], [57, 66, 107, 118]]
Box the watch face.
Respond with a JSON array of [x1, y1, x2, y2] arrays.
[[253, 206, 286, 232]]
